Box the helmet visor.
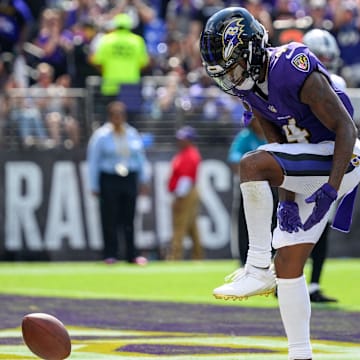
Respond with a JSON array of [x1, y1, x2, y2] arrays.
[[206, 63, 247, 93]]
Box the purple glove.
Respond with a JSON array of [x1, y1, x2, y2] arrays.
[[243, 110, 253, 126], [303, 183, 338, 231], [277, 201, 303, 233]]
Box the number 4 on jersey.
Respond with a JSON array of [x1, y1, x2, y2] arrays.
[[283, 118, 309, 143]]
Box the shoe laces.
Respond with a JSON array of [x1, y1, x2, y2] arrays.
[[224, 268, 246, 283], [225, 264, 275, 283]]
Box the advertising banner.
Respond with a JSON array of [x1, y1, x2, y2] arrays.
[[0, 148, 359, 260]]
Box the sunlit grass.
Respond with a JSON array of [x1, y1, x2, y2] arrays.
[[0, 259, 359, 311]]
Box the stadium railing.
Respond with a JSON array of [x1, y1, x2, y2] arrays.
[[3, 87, 88, 150], [3, 77, 360, 150]]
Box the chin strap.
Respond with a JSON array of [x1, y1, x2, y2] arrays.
[[331, 185, 359, 233]]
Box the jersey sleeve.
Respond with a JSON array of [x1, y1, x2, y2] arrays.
[[270, 42, 328, 102]]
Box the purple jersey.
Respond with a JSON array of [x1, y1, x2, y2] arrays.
[[235, 42, 354, 144]]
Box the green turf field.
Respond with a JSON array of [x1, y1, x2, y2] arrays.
[[0, 259, 359, 359], [0, 259, 359, 310]]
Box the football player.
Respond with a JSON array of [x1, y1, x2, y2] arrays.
[[200, 7, 360, 360]]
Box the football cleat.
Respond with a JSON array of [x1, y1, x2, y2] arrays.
[[310, 290, 338, 303], [213, 264, 276, 300]]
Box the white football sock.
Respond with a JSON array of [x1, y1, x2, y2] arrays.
[[308, 282, 320, 294], [240, 181, 273, 268], [277, 275, 312, 360]]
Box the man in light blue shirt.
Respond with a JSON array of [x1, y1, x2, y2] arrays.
[[87, 101, 150, 265]]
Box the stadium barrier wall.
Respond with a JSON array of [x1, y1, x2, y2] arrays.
[[0, 148, 359, 261]]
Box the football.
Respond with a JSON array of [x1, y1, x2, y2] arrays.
[[21, 313, 71, 360]]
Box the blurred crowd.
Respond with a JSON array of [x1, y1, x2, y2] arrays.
[[1, 0, 360, 148]]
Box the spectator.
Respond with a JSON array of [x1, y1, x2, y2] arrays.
[[28, 8, 73, 79], [46, 73, 81, 148], [165, 0, 204, 73], [0, 0, 33, 88], [306, 0, 334, 31], [177, 1, 226, 72], [167, 126, 203, 260], [241, 0, 274, 40], [271, 0, 311, 45], [155, 71, 183, 116], [156, 32, 189, 77], [25, 0, 47, 24], [109, 0, 156, 37], [6, 75, 48, 148], [165, 0, 200, 38], [71, 19, 101, 88], [271, 0, 297, 20], [191, 0, 225, 34], [192, 0, 225, 29], [63, 0, 105, 31], [25, 62, 79, 148], [181, 69, 236, 123], [142, 14, 167, 70], [333, 0, 360, 87], [183, 70, 212, 117], [0, 0, 33, 53], [0, 53, 14, 92], [87, 101, 150, 265]]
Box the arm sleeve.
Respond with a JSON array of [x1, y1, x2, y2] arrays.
[[87, 134, 102, 192], [227, 131, 248, 163]]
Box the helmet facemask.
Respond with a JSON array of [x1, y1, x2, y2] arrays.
[[208, 60, 255, 95]]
